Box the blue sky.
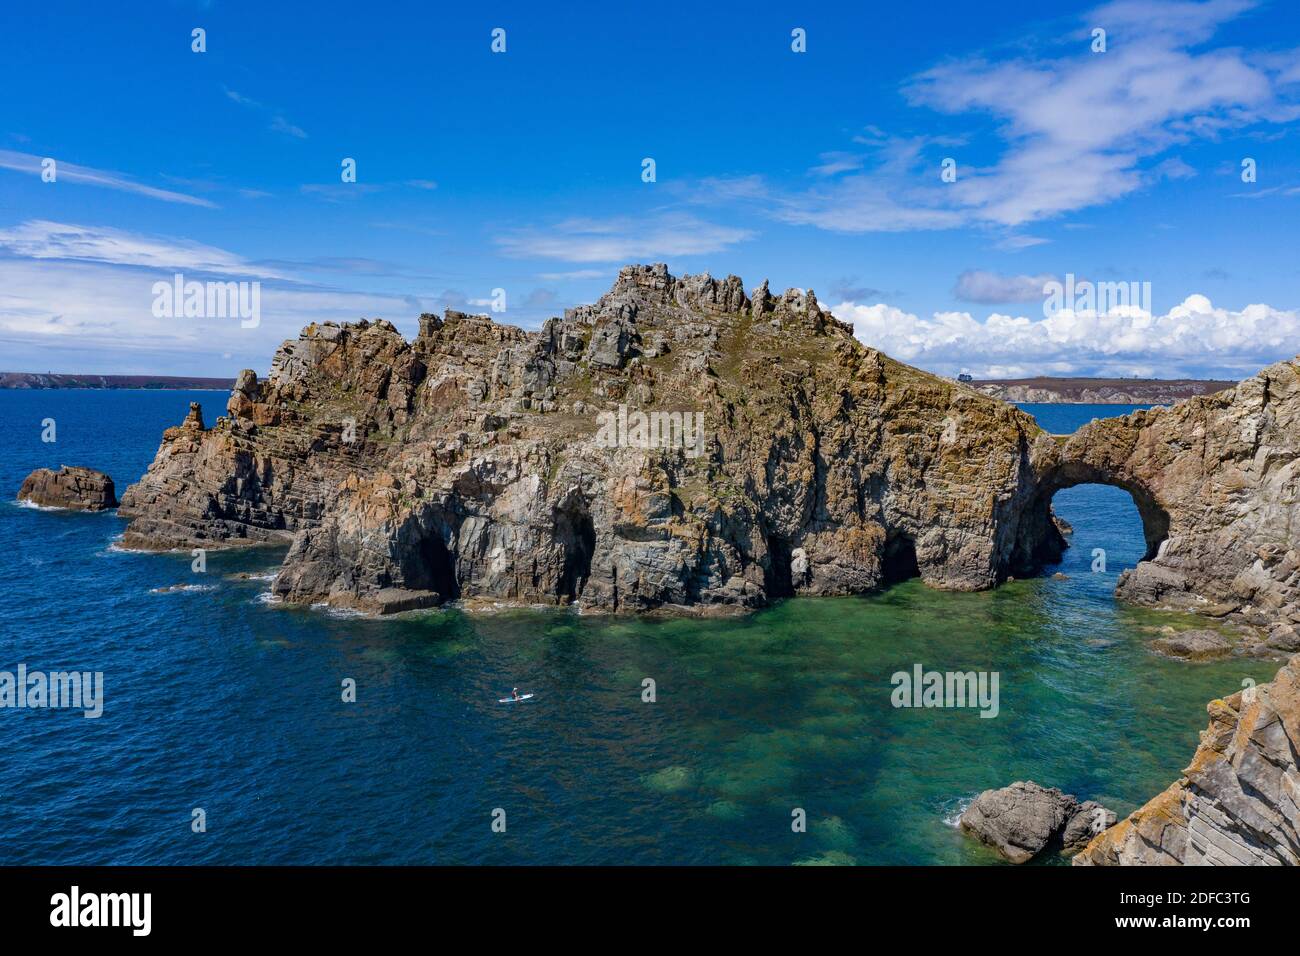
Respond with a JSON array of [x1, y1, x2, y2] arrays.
[[1, 0, 1298, 378]]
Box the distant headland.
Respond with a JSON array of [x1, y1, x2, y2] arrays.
[[970, 376, 1235, 405], [0, 372, 233, 390]]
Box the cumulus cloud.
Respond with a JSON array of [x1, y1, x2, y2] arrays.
[[831, 292, 1300, 379]]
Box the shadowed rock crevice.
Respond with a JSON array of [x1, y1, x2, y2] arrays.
[[881, 531, 920, 585], [763, 533, 796, 599], [555, 498, 595, 603], [408, 519, 459, 600]]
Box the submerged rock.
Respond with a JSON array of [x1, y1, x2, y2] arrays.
[[959, 781, 1114, 863], [18, 466, 117, 511], [1076, 654, 1300, 865]]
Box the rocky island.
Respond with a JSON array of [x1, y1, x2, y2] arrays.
[[18, 466, 118, 511], [114, 264, 1300, 637]]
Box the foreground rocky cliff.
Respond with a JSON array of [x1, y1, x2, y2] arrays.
[[118, 264, 1300, 624], [1075, 655, 1299, 865]]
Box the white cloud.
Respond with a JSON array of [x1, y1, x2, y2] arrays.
[[0, 220, 284, 276], [953, 270, 1059, 304], [223, 85, 309, 140], [832, 292, 1300, 378], [684, 1, 1296, 234], [0, 257, 417, 369], [496, 213, 754, 262], [0, 150, 216, 207]]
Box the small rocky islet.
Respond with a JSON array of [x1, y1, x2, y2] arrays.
[[16, 263, 1300, 865], [17, 465, 117, 511]]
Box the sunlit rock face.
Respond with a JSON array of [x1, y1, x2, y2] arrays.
[[1075, 654, 1300, 866], [1023, 361, 1300, 652], [117, 264, 1300, 625]]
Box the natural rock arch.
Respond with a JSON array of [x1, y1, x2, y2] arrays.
[[1033, 462, 1169, 563]]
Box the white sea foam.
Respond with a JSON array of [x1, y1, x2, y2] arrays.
[[103, 540, 153, 555], [14, 498, 66, 512], [149, 583, 217, 594], [941, 796, 975, 828]]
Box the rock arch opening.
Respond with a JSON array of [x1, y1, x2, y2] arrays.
[[1009, 462, 1170, 578]]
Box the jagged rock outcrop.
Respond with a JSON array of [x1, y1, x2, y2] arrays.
[[1075, 655, 1300, 865], [120, 264, 1062, 614], [18, 466, 117, 511], [959, 781, 1115, 863], [114, 264, 1300, 622]]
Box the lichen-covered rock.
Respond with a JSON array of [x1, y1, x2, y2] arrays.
[[18, 466, 117, 511], [116, 264, 1300, 618], [1016, 360, 1300, 634], [959, 781, 1113, 863], [121, 264, 1066, 613], [1075, 654, 1300, 865]]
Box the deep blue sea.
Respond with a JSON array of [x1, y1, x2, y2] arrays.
[[0, 392, 1278, 864]]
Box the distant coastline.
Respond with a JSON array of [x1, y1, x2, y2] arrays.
[[0, 372, 233, 390], [1, 369, 1240, 402], [970, 376, 1235, 405]]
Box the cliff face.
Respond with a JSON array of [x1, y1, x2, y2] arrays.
[[118, 264, 1300, 624], [120, 264, 1057, 614], [1075, 655, 1300, 865]]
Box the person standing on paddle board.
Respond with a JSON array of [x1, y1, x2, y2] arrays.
[[511, 687, 520, 701]]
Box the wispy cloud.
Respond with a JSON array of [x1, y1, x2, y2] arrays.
[[953, 270, 1059, 304], [683, 0, 1298, 235], [496, 213, 754, 262], [0, 150, 216, 207], [0, 220, 282, 276], [223, 85, 308, 139]]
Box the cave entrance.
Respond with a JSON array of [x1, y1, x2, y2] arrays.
[[417, 528, 460, 599], [555, 501, 595, 603], [882, 531, 920, 585], [765, 534, 795, 599]]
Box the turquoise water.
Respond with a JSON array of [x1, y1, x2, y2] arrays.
[[0, 393, 1278, 864]]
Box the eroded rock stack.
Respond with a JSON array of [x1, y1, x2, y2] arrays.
[[114, 263, 1300, 624], [120, 264, 1059, 614], [18, 466, 117, 511], [1075, 655, 1300, 866]]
